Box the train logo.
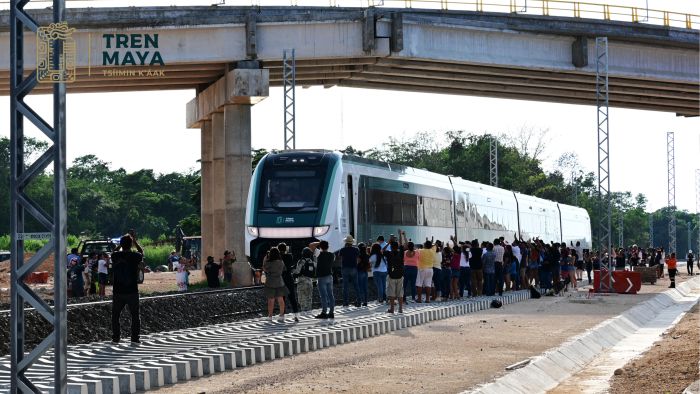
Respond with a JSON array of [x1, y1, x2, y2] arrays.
[[36, 22, 76, 83]]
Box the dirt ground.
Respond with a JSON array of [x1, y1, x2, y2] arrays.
[[0, 262, 205, 303], [608, 302, 699, 394], [152, 276, 690, 394]]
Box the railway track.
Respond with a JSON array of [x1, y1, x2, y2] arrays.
[[0, 291, 532, 393], [0, 285, 264, 314]]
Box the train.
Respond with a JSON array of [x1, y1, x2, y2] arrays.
[[244, 150, 591, 265]]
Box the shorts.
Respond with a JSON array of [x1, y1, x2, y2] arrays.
[[417, 269, 433, 288], [451, 268, 461, 278], [386, 277, 404, 298], [98, 273, 108, 285], [575, 261, 584, 270], [264, 286, 289, 298]]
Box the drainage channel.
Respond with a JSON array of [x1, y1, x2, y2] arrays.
[[0, 290, 531, 393], [467, 277, 700, 394]]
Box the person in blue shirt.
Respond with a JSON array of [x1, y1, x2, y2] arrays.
[[66, 248, 80, 269]]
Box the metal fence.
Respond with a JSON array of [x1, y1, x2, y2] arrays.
[[1, 0, 697, 29]]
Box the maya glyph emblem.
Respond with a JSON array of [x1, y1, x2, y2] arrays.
[[37, 22, 76, 83]]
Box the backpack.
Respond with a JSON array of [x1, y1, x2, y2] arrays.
[[299, 258, 315, 278], [490, 299, 503, 308]]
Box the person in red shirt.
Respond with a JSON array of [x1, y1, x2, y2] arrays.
[[666, 253, 677, 289]]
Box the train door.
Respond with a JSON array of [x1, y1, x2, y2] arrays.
[[347, 175, 355, 237]]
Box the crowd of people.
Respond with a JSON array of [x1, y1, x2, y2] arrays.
[[252, 230, 698, 322]]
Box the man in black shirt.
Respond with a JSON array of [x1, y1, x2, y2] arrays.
[[204, 256, 221, 288], [311, 240, 335, 319], [111, 234, 144, 344], [386, 241, 404, 314], [337, 235, 360, 307]]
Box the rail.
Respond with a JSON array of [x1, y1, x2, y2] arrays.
[[0, 0, 697, 30]]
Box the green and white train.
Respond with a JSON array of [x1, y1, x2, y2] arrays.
[[245, 150, 591, 265]]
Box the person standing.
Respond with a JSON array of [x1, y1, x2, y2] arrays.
[[66, 248, 80, 270], [416, 240, 435, 303], [222, 250, 235, 285], [450, 245, 462, 299], [263, 247, 288, 322], [482, 243, 496, 296], [431, 241, 443, 301], [313, 241, 335, 319], [667, 252, 678, 288], [111, 234, 144, 344], [493, 239, 505, 296], [458, 244, 471, 297], [204, 256, 221, 288], [294, 247, 316, 311], [686, 250, 694, 276], [470, 240, 484, 297], [370, 243, 388, 303], [356, 243, 370, 307], [386, 241, 404, 313], [84, 252, 98, 295], [338, 236, 360, 307], [97, 252, 110, 297], [69, 257, 85, 298], [278, 243, 300, 322], [175, 258, 188, 292], [402, 241, 419, 302]]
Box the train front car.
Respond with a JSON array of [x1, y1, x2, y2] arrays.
[[245, 150, 344, 268]]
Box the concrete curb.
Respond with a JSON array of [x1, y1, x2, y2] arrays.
[[0, 290, 531, 393], [467, 277, 700, 394]]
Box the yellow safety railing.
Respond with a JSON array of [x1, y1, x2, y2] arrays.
[[0, 0, 697, 30], [358, 0, 698, 29]]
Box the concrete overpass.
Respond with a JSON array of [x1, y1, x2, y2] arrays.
[[1, 6, 698, 114], [2, 6, 698, 283]]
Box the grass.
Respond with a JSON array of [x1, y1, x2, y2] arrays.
[[0, 234, 83, 252], [143, 245, 172, 269]]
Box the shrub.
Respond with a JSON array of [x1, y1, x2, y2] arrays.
[[143, 245, 171, 269]]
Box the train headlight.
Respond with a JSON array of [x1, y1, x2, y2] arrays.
[[247, 226, 259, 237], [313, 226, 330, 237]]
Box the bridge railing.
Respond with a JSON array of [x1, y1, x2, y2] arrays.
[[366, 0, 698, 29], [1, 0, 697, 30]]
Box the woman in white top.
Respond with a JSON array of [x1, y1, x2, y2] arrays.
[[97, 253, 110, 297], [370, 243, 388, 303]]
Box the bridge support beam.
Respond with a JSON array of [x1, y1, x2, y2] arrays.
[[188, 66, 269, 286]]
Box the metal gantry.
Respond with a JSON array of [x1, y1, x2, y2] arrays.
[[10, 0, 68, 392], [283, 49, 296, 150], [489, 135, 498, 187], [667, 131, 676, 255], [649, 213, 654, 248], [595, 37, 612, 292]]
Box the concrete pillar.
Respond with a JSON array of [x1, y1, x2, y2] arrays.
[[211, 111, 226, 261], [224, 104, 254, 286], [200, 120, 214, 269]]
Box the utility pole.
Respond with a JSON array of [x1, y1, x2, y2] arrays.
[[489, 135, 498, 187], [696, 169, 700, 253], [618, 211, 624, 248], [667, 132, 676, 255], [649, 213, 654, 248], [571, 171, 578, 206], [595, 37, 612, 292], [283, 49, 296, 150]]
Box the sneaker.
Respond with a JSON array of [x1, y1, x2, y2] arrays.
[[130, 339, 140, 344], [277, 315, 285, 323], [354, 302, 361, 307], [328, 312, 335, 319], [362, 302, 368, 307], [398, 309, 404, 314], [111, 339, 120, 344], [342, 304, 349, 307], [314, 312, 328, 319], [387, 309, 394, 314], [267, 316, 273, 321], [294, 316, 299, 323]]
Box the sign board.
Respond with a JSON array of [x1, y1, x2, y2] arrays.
[[17, 232, 52, 241]]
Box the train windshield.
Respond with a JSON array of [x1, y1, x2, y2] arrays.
[[261, 169, 323, 211]]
